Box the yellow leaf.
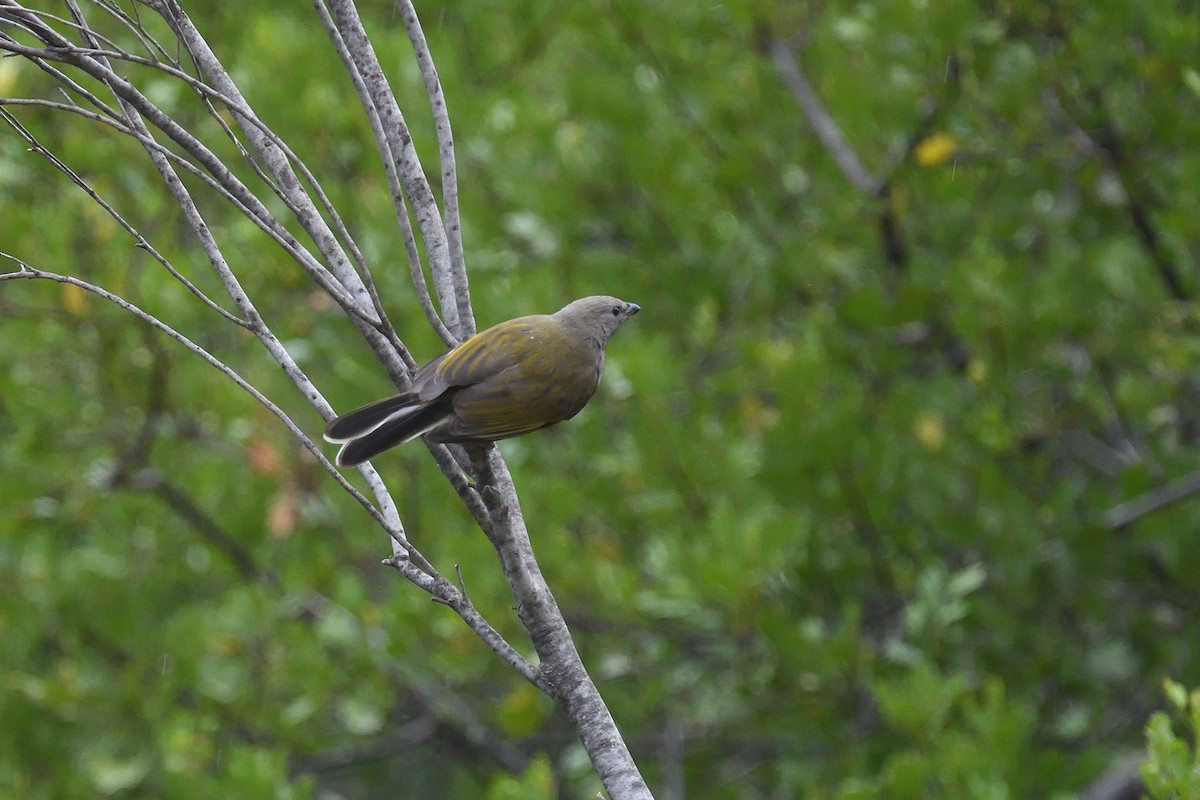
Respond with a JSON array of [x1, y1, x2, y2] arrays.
[[213, 634, 243, 655], [1138, 57, 1164, 80], [0, 60, 20, 95], [360, 603, 382, 629], [61, 282, 88, 316], [913, 410, 946, 452], [914, 133, 959, 167]]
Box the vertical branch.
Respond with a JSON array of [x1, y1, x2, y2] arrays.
[[1089, 116, 1190, 301], [397, 0, 474, 336], [768, 37, 882, 196], [324, 0, 465, 338], [471, 448, 653, 799], [312, 0, 457, 348], [769, 33, 971, 370], [146, 1, 365, 300], [1046, 86, 1192, 301], [2, 4, 655, 797]]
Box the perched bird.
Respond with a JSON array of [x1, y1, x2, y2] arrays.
[[324, 296, 640, 467]]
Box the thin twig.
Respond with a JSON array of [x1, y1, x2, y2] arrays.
[[0, 256, 400, 545], [91, 0, 176, 62], [0, 36, 376, 321], [0, 6, 651, 794], [45, 40, 391, 315], [1104, 471, 1200, 530], [768, 36, 882, 196], [0, 106, 249, 326], [0, 93, 363, 320], [3, 3, 422, 576], [397, 0, 473, 335], [324, 0, 462, 338], [311, 0, 454, 351]]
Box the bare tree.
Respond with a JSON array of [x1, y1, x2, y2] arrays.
[[0, 1, 651, 797]]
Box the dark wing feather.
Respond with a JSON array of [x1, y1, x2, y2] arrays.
[[334, 401, 454, 466], [324, 393, 421, 442]]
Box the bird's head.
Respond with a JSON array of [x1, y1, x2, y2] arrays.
[[555, 296, 641, 347]]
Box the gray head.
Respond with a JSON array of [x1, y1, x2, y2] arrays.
[[554, 295, 641, 347]]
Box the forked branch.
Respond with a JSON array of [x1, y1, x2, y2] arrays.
[[0, 2, 651, 796]]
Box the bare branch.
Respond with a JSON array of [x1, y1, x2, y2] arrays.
[[40, 38, 402, 332], [311, 0, 456, 349], [0, 106, 248, 326], [397, 0, 473, 336], [768, 36, 882, 196], [0, 257, 400, 545], [0, 37, 377, 324], [1104, 471, 1200, 530], [323, 0, 464, 338], [0, 257, 499, 626], [148, 4, 410, 340], [1, 5, 425, 571], [1077, 752, 1146, 800], [91, 0, 177, 62], [59, 10, 422, 558], [383, 554, 543, 688], [0, 5, 655, 795], [470, 447, 652, 797]]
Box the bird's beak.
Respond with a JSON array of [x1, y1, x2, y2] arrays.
[[626, 302, 641, 317]]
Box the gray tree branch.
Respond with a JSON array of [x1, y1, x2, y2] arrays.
[[768, 36, 882, 196], [0, 2, 651, 797]]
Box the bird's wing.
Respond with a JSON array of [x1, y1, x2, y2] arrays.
[[413, 317, 541, 401], [442, 364, 556, 440], [444, 358, 594, 441]]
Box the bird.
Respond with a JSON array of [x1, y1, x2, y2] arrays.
[[324, 296, 641, 467]]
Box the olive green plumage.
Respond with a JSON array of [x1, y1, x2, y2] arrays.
[[324, 296, 641, 467]]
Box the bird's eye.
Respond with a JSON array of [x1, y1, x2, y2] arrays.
[[611, 305, 621, 316]]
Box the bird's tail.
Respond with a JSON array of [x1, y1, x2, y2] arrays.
[[323, 394, 451, 467]]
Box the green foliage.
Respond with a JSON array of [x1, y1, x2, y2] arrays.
[[3, 0, 1200, 797], [486, 755, 554, 800], [1142, 680, 1200, 800]]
